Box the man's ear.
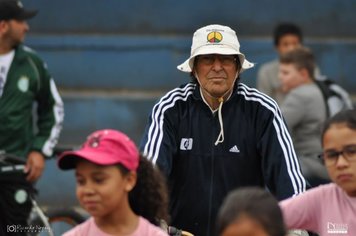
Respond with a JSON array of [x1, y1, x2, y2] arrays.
[[0, 20, 8, 34], [299, 68, 310, 81]]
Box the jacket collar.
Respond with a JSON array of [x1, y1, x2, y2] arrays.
[[13, 45, 28, 62]]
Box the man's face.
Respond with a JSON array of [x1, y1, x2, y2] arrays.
[[279, 63, 304, 93], [276, 34, 302, 56], [2, 19, 29, 47], [193, 54, 239, 100]]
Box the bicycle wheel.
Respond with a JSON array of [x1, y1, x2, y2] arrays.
[[29, 207, 87, 236]]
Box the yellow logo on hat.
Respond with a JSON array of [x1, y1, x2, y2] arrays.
[[207, 31, 223, 43]]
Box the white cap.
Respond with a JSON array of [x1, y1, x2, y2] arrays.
[[177, 24, 254, 73]]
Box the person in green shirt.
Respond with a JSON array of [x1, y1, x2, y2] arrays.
[[0, 0, 64, 234]]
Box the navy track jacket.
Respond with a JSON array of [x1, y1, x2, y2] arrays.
[[140, 82, 307, 236]]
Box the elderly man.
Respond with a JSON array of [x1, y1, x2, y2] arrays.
[[140, 24, 306, 236]]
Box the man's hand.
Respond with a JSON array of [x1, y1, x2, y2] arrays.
[[24, 151, 45, 182]]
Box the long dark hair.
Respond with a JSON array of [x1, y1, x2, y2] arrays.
[[216, 187, 286, 236], [118, 155, 169, 226]]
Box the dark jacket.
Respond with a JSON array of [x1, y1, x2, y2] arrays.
[[140, 82, 306, 236]]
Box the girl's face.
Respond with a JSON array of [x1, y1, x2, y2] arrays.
[[221, 215, 269, 236], [322, 123, 356, 197], [75, 160, 136, 218]]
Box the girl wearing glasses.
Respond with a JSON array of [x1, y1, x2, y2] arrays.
[[280, 109, 356, 236]]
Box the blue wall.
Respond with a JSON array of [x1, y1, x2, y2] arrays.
[[25, 0, 356, 37], [28, 0, 356, 206]]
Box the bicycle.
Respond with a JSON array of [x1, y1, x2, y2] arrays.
[[0, 150, 86, 236]]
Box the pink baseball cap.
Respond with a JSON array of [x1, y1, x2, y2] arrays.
[[58, 129, 139, 171]]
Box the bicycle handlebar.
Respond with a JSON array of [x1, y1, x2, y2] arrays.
[[0, 144, 76, 162], [52, 145, 76, 157], [0, 151, 27, 165]]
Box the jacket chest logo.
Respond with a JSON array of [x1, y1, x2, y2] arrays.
[[17, 76, 29, 92], [229, 145, 240, 153], [180, 138, 193, 150]]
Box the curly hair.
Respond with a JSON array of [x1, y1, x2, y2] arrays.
[[118, 155, 169, 226]]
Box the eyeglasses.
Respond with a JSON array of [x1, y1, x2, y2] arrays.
[[319, 144, 356, 166], [197, 54, 237, 66]]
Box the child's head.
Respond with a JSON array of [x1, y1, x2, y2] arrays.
[[58, 129, 169, 224], [216, 187, 286, 236], [279, 47, 315, 93], [58, 130, 139, 218], [320, 109, 356, 197], [273, 23, 303, 56]]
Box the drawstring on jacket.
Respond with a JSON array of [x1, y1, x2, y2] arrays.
[[196, 72, 238, 146], [214, 97, 225, 146]]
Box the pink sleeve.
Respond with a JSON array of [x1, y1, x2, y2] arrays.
[[279, 188, 322, 232]]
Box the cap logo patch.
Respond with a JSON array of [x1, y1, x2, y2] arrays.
[[88, 134, 102, 148], [207, 31, 223, 43]]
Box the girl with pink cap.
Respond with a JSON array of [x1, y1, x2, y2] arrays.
[[58, 129, 169, 236]]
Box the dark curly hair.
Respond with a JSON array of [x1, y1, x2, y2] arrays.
[[117, 155, 169, 226]]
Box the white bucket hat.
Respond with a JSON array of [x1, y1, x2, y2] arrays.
[[177, 24, 254, 73]]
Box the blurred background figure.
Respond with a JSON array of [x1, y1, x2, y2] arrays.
[[278, 47, 329, 187], [257, 22, 320, 105]]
